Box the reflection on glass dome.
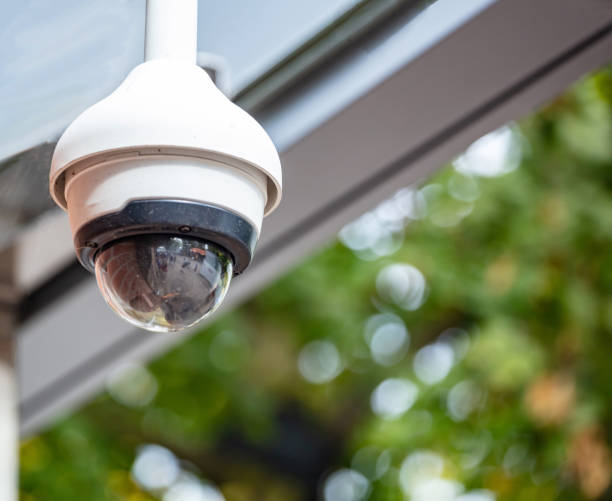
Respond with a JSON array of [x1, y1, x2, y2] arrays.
[[95, 235, 233, 332]]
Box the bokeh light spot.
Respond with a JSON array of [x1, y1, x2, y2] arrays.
[[367, 318, 410, 366], [131, 444, 180, 491], [447, 380, 483, 421], [324, 469, 370, 501], [163, 478, 226, 501], [453, 125, 522, 178], [370, 378, 418, 420], [298, 340, 342, 384], [413, 342, 455, 385], [106, 362, 158, 408], [376, 263, 427, 311]]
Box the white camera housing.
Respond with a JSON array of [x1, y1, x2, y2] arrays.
[[50, 59, 282, 267], [49, 0, 282, 332]]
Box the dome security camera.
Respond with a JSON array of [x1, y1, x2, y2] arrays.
[[49, 0, 282, 332]]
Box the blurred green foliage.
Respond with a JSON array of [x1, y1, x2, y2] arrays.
[[20, 66, 612, 501]]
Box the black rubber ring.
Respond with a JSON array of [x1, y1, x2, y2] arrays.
[[74, 200, 257, 274]]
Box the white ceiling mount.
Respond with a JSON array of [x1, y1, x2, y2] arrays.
[[48, 0, 282, 333], [50, 0, 281, 218], [49, 60, 282, 217]]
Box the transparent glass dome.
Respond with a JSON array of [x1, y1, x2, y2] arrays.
[[94, 235, 233, 332]]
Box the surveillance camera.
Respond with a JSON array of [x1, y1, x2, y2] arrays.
[[49, 57, 281, 332]]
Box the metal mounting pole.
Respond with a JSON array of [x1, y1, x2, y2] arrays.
[[0, 308, 17, 501], [145, 0, 198, 63], [0, 245, 18, 501]]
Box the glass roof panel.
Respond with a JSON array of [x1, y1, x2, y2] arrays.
[[198, 0, 362, 91], [0, 1, 144, 162], [0, 0, 361, 162]]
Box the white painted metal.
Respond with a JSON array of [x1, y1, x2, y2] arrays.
[[0, 361, 17, 501], [19, 0, 612, 434], [49, 59, 282, 222], [145, 0, 197, 63], [14, 210, 73, 293], [65, 156, 268, 235], [197, 51, 232, 96]]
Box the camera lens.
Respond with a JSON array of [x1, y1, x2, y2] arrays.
[[94, 235, 233, 332]]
